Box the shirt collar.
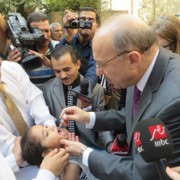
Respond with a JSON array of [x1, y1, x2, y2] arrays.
[[63, 73, 81, 90], [137, 48, 159, 92], [75, 34, 92, 47]]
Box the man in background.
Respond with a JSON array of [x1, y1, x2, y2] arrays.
[[58, 7, 99, 89], [43, 45, 114, 151], [50, 22, 63, 47], [8, 12, 55, 89]]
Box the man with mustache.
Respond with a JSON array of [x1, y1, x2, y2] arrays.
[[43, 45, 114, 152], [8, 12, 55, 89], [58, 7, 99, 89]]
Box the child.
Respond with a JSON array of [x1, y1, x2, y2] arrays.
[[21, 125, 98, 180]]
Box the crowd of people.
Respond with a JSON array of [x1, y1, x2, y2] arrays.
[[0, 6, 180, 180]]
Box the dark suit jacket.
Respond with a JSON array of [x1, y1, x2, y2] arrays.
[[43, 74, 114, 149], [87, 48, 180, 180]]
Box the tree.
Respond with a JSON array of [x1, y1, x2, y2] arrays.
[[138, 0, 180, 24], [0, 0, 44, 18], [45, 0, 105, 13]]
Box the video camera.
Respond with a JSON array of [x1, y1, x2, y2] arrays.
[[65, 19, 92, 29], [7, 13, 44, 71]]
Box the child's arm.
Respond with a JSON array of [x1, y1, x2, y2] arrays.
[[63, 163, 80, 180], [61, 132, 81, 180]]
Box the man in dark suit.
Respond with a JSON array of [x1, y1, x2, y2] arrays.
[[59, 14, 180, 179], [43, 45, 114, 150]]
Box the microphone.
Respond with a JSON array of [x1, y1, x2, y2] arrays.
[[110, 133, 128, 156], [71, 78, 92, 104], [133, 118, 173, 180]]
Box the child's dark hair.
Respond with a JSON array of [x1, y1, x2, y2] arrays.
[[21, 128, 48, 166]]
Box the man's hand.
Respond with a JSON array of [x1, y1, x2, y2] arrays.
[[28, 50, 52, 68], [63, 10, 78, 27], [63, 10, 78, 42], [40, 148, 69, 177], [60, 139, 87, 156], [8, 47, 21, 62], [166, 166, 180, 180], [60, 106, 90, 126], [68, 132, 79, 142], [13, 137, 24, 166]]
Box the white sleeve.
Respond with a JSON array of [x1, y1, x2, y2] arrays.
[[13, 62, 56, 126], [86, 112, 96, 129], [0, 124, 20, 172], [5, 153, 20, 173], [82, 148, 93, 166], [33, 169, 56, 180], [0, 153, 16, 180], [0, 124, 15, 155]]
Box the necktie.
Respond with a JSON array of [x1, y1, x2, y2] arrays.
[[132, 86, 141, 119], [0, 83, 28, 136], [67, 86, 75, 132]]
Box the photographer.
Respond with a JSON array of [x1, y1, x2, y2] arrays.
[[8, 12, 55, 89], [57, 7, 99, 89]]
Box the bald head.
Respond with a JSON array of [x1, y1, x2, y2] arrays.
[[92, 14, 159, 89], [93, 14, 157, 54]]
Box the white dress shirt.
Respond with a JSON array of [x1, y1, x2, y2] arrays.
[[0, 152, 56, 180], [0, 61, 56, 174], [33, 169, 56, 180]]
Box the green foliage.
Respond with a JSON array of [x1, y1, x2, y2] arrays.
[[45, 0, 102, 13], [0, 1, 15, 17], [0, 0, 44, 18]]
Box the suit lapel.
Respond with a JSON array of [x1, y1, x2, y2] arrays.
[[53, 78, 66, 108], [53, 74, 84, 109]]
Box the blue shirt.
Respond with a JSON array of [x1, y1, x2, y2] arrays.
[[58, 34, 98, 88], [27, 42, 55, 89]]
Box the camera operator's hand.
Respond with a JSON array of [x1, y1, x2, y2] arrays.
[[28, 50, 52, 68], [63, 10, 78, 42], [8, 47, 21, 63], [60, 106, 90, 127]]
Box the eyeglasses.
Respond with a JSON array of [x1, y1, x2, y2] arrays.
[[162, 42, 175, 48], [96, 51, 131, 70]]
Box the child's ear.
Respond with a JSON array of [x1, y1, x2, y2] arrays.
[[42, 149, 52, 157]]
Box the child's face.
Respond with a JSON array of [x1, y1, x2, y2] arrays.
[[30, 125, 68, 149]]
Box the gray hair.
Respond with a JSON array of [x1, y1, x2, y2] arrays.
[[50, 22, 61, 32], [113, 26, 158, 53], [96, 14, 158, 53]]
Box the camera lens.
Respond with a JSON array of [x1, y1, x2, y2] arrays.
[[79, 20, 92, 29], [70, 19, 79, 29]]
